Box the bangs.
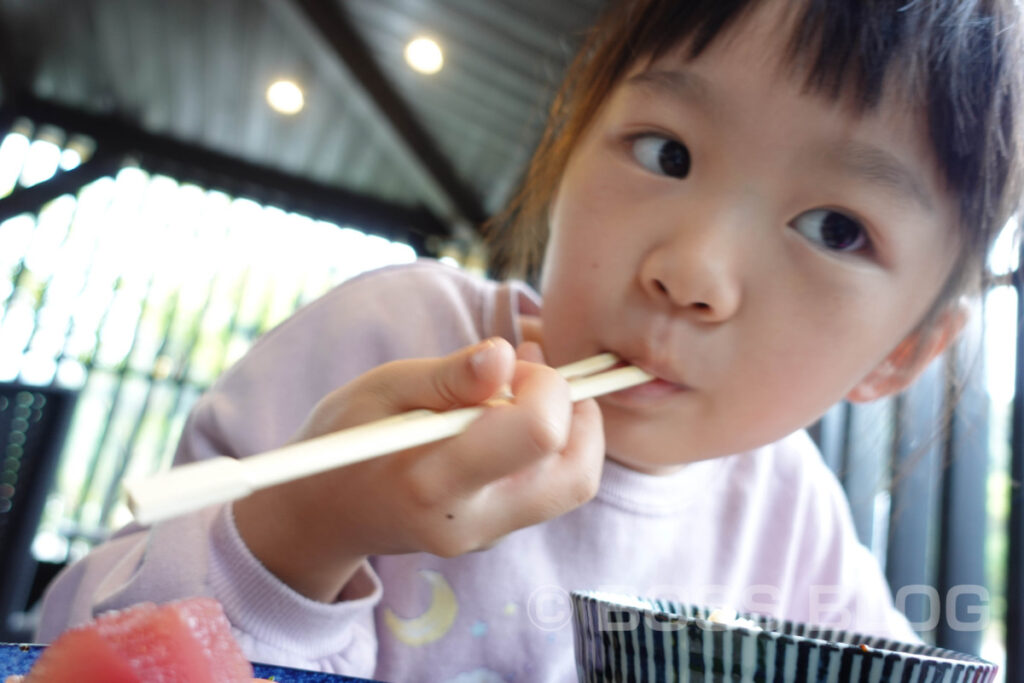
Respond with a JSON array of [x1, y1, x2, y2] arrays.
[[635, 0, 928, 112]]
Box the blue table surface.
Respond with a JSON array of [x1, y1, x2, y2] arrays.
[[0, 643, 381, 681]]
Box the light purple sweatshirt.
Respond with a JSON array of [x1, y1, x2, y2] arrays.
[[37, 260, 916, 682]]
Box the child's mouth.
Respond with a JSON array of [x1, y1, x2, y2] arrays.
[[608, 376, 688, 400], [603, 356, 690, 403]]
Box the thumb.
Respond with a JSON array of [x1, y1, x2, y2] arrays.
[[372, 337, 516, 412]]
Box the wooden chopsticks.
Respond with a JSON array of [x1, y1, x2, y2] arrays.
[[125, 353, 653, 525]]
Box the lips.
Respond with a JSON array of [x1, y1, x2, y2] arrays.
[[599, 349, 692, 400], [613, 353, 689, 389]]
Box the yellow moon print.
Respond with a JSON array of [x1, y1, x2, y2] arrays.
[[384, 570, 459, 646]]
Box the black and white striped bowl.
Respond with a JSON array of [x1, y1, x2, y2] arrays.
[[570, 591, 998, 683]]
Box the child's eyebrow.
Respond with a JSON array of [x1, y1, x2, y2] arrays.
[[625, 69, 717, 112], [827, 142, 934, 212]]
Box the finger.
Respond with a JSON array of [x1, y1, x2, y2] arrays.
[[516, 340, 545, 364], [470, 397, 605, 541], [367, 337, 516, 413], [508, 357, 573, 452], [534, 397, 605, 505], [412, 359, 573, 493]]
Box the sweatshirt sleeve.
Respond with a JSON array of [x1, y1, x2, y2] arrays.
[[34, 261, 515, 674], [36, 505, 381, 674]]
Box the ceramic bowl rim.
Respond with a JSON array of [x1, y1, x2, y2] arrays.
[[570, 590, 996, 671]]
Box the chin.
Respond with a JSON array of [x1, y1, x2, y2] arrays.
[[605, 453, 690, 475], [603, 431, 702, 473]]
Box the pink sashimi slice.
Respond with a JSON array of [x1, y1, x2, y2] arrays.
[[21, 597, 255, 682]]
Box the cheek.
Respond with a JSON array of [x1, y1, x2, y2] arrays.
[[542, 177, 629, 295], [547, 146, 643, 244], [730, 290, 895, 413], [538, 257, 604, 364], [540, 203, 624, 365]]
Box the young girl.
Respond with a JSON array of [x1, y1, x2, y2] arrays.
[[36, 0, 1023, 681]]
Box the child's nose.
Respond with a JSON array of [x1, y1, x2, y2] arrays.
[[638, 222, 743, 322]]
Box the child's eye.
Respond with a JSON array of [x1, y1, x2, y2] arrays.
[[790, 209, 868, 252], [631, 134, 691, 179]]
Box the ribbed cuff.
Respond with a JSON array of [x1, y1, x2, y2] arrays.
[[208, 503, 382, 658]]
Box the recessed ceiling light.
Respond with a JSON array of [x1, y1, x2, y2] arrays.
[[266, 79, 304, 114], [404, 37, 443, 75]]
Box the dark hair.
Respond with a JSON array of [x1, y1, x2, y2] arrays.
[[487, 0, 1023, 320]]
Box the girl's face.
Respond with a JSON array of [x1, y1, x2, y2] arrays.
[[539, 2, 961, 473]]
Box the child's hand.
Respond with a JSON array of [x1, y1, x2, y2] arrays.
[[233, 338, 604, 602]]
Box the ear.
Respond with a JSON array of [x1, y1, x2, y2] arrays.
[[846, 302, 968, 403]]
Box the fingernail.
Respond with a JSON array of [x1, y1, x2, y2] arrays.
[[469, 338, 498, 376]]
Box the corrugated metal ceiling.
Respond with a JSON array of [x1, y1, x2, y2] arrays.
[[0, 0, 607, 250]]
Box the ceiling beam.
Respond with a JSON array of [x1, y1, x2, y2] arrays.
[[277, 0, 488, 233], [0, 151, 121, 223], [4, 93, 450, 254], [0, 16, 25, 100]]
